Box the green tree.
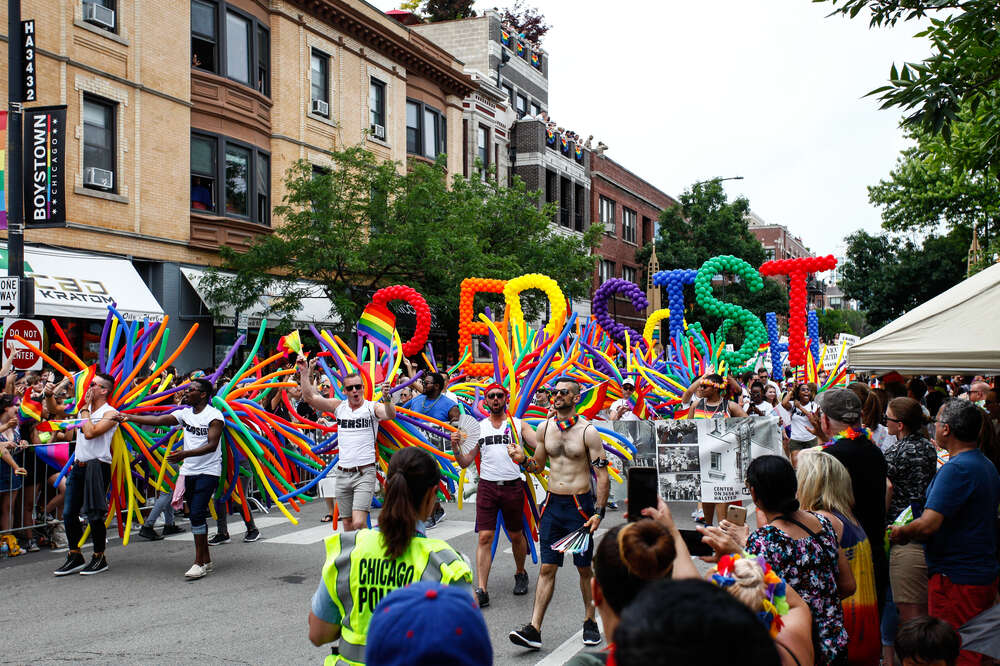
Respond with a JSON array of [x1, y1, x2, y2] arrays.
[[840, 226, 970, 328], [817, 1, 1000, 170], [201, 146, 599, 348], [817, 308, 852, 339], [635, 179, 788, 339], [423, 0, 475, 22], [496, 1, 551, 43]]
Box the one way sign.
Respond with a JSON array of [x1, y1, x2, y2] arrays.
[[0, 277, 20, 317]]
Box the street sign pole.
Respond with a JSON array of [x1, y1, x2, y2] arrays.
[[7, 0, 34, 318]]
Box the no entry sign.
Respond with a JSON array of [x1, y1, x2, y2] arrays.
[[3, 318, 44, 371]]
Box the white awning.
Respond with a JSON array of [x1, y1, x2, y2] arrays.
[[180, 267, 339, 328], [847, 262, 1000, 374], [1, 244, 164, 322]]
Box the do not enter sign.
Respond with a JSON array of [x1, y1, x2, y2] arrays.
[[3, 318, 44, 371]]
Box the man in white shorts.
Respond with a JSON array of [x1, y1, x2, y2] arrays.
[[298, 357, 394, 531]]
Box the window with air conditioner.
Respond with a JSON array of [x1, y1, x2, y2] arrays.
[[369, 78, 386, 140], [83, 0, 116, 32], [310, 49, 330, 117], [599, 196, 615, 235], [83, 96, 116, 192]]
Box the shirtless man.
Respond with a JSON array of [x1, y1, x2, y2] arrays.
[[508, 377, 609, 651]]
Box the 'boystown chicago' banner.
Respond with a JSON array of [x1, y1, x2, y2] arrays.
[[22, 105, 67, 228]]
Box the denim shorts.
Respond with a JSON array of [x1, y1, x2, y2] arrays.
[[183, 474, 219, 533]]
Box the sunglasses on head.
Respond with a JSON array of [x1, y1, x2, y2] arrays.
[[344, 384, 363, 392]]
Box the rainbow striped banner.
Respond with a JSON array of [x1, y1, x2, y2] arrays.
[[0, 110, 7, 230], [357, 303, 396, 352]]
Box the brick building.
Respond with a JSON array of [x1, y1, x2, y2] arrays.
[[747, 211, 826, 309], [1, 0, 473, 369], [590, 153, 677, 333]]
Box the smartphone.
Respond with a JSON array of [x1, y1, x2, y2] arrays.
[[679, 528, 714, 556], [725, 505, 747, 526], [626, 467, 658, 522]]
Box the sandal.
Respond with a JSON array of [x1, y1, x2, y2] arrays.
[[321, 514, 333, 523]]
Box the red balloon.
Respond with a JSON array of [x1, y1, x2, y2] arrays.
[[371, 284, 432, 357]]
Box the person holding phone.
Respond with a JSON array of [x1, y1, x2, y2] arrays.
[[508, 377, 609, 651], [450, 382, 540, 608]]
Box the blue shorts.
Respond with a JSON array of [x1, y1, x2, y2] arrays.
[[183, 474, 219, 534], [538, 492, 595, 567]]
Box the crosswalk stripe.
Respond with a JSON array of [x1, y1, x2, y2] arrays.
[[534, 615, 604, 666], [266, 523, 341, 545], [164, 515, 287, 541]]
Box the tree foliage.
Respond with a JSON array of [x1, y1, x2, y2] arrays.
[[423, 0, 476, 22], [840, 226, 970, 328], [635, 180, 788, 338], [817, 0, 1000, 171], [495, 1, 551, 44], [201, 146, 600, 344]]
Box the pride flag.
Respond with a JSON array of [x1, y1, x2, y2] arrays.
[[357, 303, 395, 352], [278, 330, 304, 357], [0, 110, 7, 230], [19, 394, 43, 422], [578, 382, 608, 419], [70, 366, 96, 414]]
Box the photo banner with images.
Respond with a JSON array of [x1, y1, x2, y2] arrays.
[[655, 416, 781, 503]]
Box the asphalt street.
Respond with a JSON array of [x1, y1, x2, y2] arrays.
[[0, 492, 716, 665]]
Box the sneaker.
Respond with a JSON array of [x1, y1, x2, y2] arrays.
[[25, 538, 40, 553], [513, 572, 529, 595], [509, 623, 542, 650], [475, 587, 490, 608], [50, 523, 68, 549], [425, 513, 439, 530], [243, 528, 260, 543], [79, 555, 109, 576], [433, 506, 446, 524], [138, 525, 163, 541], [162, 524, 185, 536], [184, 563, 207, 579], [204, 561, 215, 573], [53, 552, 87, 577], [582, 618, 602, 646], [208, 533, 231, 546], [606, 501, 619, 511]]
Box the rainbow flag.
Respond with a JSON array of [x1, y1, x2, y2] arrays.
[[278, 330, 304, 357], [36, 419, 81, 433], [19, 395, 43, 422], [357, 303, 395, 353], [0, 110, 6, 230], [578, 382, 608, 419], [70, 366, 96, 414]]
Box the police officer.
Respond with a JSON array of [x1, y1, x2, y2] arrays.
[[307, 447, 473, 665]]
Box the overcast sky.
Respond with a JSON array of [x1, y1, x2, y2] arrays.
[[374, 1, 932, 256]]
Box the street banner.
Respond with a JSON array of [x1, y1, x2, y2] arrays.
[[22, 105, 67, 228], [0, 110, 7, 230], [655, 416, 782, 503]]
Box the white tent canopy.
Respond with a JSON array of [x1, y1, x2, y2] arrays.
[[847, 261, 1000, 374]]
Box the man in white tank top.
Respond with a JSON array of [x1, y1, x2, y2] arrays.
[[451, 382, 540, 609]]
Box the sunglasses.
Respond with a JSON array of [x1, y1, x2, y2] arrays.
[[535, 389, 550, 395], [344, 384, 363, 392], [486, 392, 506, 400], [553, 388, 573, 396]]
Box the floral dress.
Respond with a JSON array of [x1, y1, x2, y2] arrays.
[[746, 512, 848, 665]]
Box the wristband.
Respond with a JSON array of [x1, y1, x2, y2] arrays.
[[595, 506, 606, 519]]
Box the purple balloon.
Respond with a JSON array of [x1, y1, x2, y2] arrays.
[[592, 278, 649, 346]]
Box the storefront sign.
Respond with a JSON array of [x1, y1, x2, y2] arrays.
[[3, 317, 44, 371], [23, 105, 67, 228]]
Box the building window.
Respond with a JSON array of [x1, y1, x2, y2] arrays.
[[622, 266, 637, 284], [503, 84, 514, 108], [310, 50, 330, 115], [190, 134, 216, 211], [530, 102, 540, 117], [191, 133, 270, 225], [764, 247, 775, 261], [515, 94, 527, 119], [711, 452, 722, 471], [82, 0, 116, 32], [83, 95, 116, 192], [477, 125, 489, 177], [623, 207, 637, 244], [191, 0, 217, 71], [405, 99, 446, 159], [599, 196, 615, 235], [369, 77, 386, 135], [191, 2, 269, 96], [599, 260, 615, 284]]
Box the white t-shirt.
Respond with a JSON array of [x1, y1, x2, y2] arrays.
[[477, 417, 522, 482], [336, 400, 378, 467], [175, 405, 224, 477], [788, 401, 818, 441], [611, 398, 639, 422], [75, 402, 119, 463]]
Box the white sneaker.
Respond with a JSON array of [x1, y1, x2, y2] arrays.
[[184, 563, 207, 579], [204, 561, 215, 573]]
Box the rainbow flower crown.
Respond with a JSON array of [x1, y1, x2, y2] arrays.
[[710, 553, 790, 637]]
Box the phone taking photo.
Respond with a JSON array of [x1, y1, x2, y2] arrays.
[[679, 528, 714, 557], [627, 467, 658, 522], [726, 505, 747, 526]]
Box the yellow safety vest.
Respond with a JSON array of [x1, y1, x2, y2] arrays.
[[320, 528, 472, 665]]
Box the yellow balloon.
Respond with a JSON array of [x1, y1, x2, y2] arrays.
[[643, 308, 671, 348], [503, 273, 567, 337]]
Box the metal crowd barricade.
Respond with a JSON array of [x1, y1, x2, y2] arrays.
[[0, 451, 69, 552]]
